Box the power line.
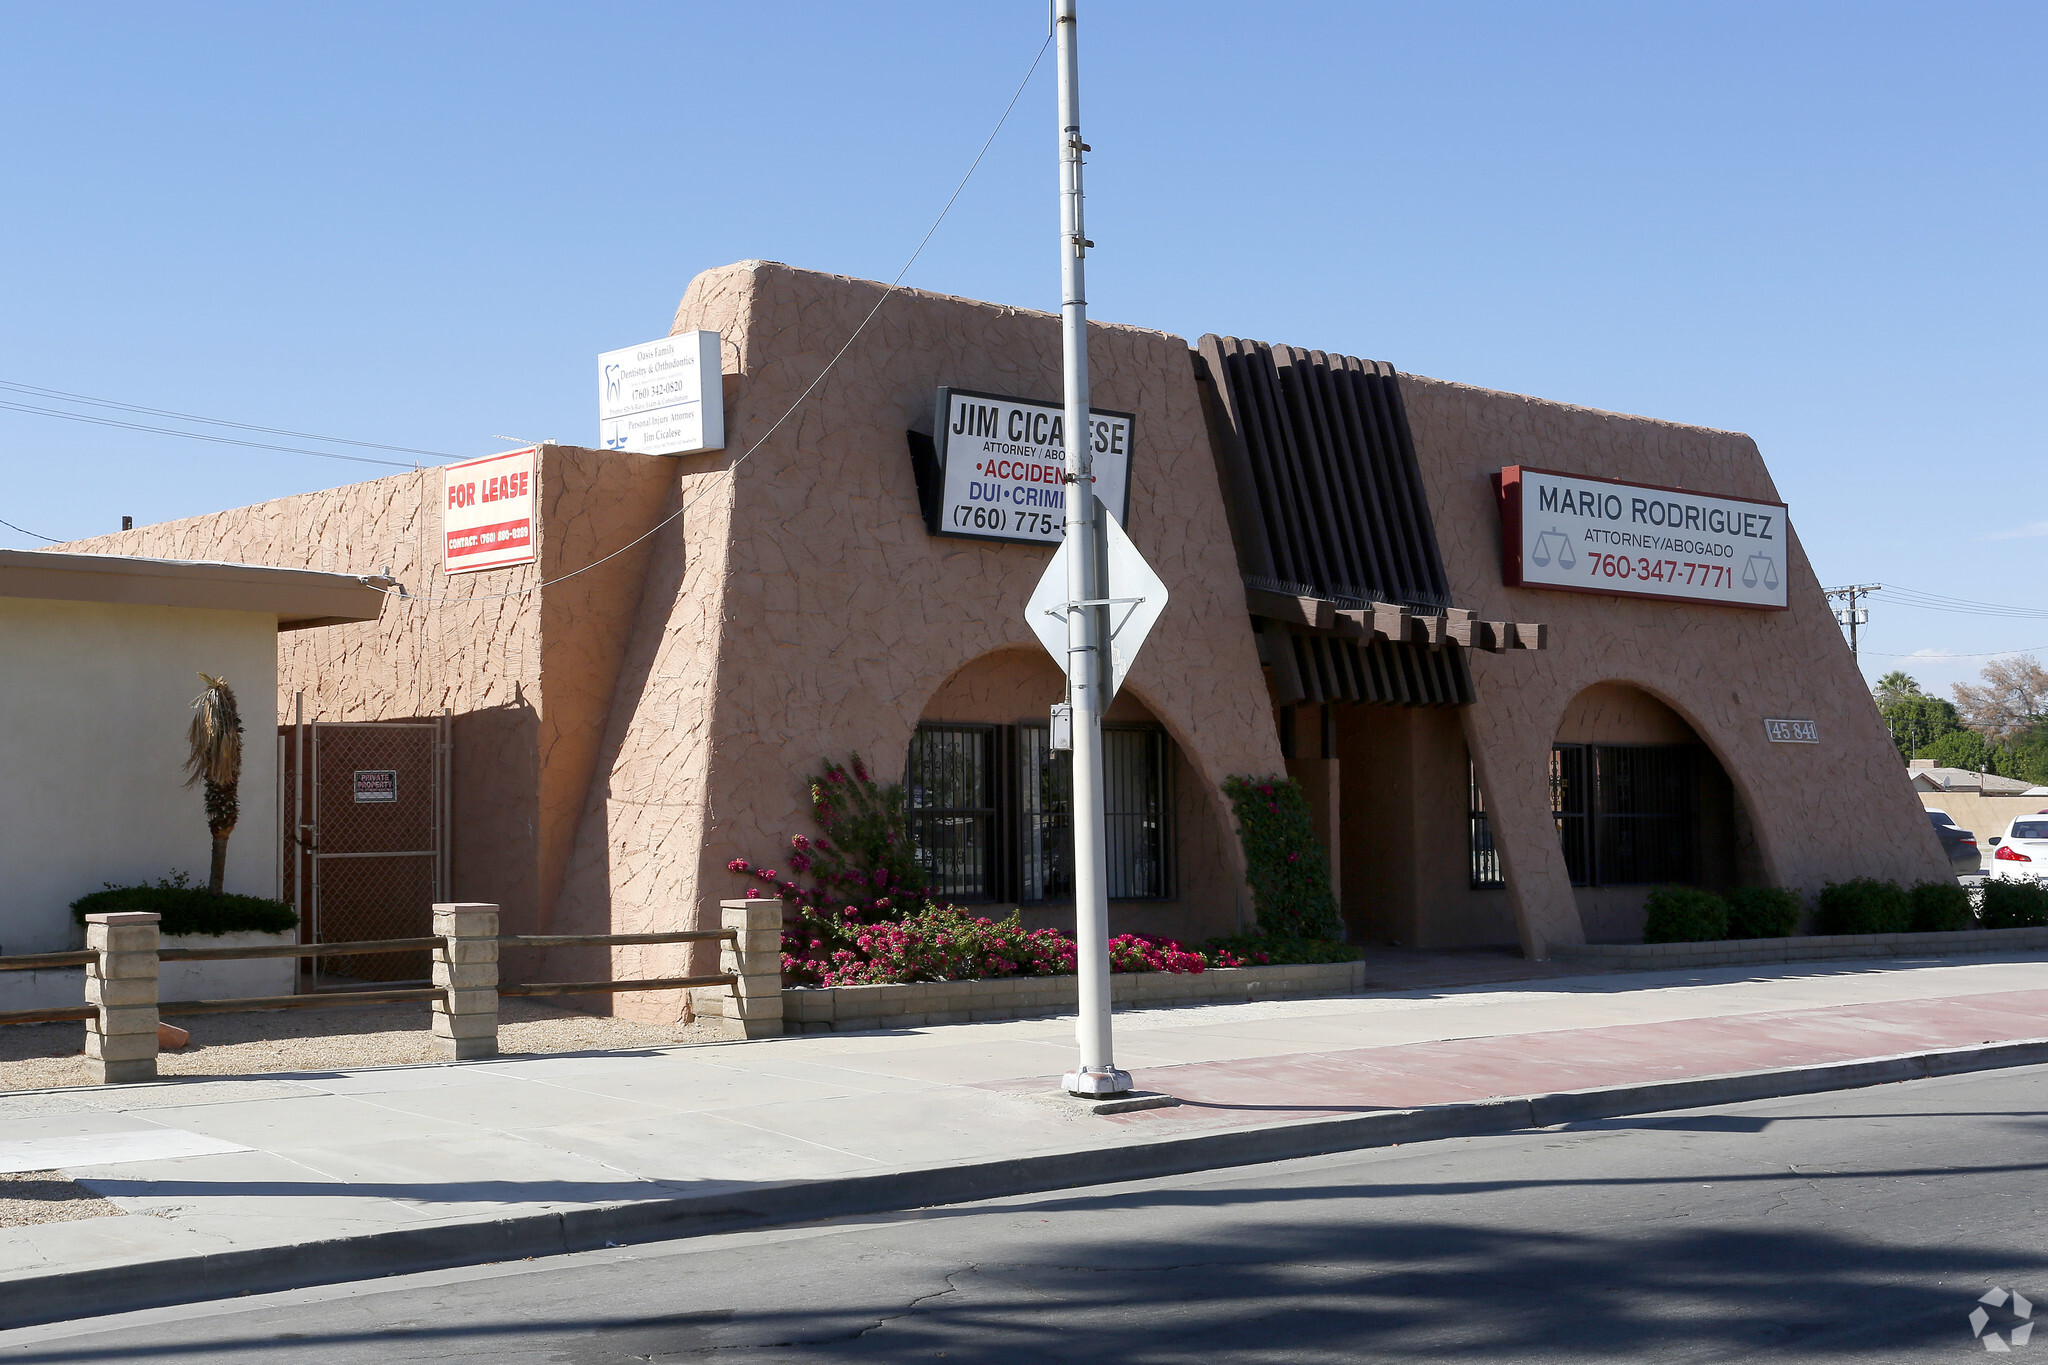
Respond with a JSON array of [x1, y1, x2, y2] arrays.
[[386, 30, 1055, 607], [1866, 645, 2048, 661], [1875, 582, 2048, 621], [0, 516, 58, 543], [0, 379, 463, 461], [0, 399, 424, 470]]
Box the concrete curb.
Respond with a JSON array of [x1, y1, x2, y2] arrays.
[[8, 1036, 2048, 1330]]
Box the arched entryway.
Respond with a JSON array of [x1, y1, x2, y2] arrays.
[[905, 647, 1242, 942], [1552, 682, 1762, 942]]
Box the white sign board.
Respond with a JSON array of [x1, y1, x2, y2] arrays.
[[443, 447, 536, 574], [931, 387, 1133, 546], [597, 330, 724, 456], [1025, 503, 1168, 699], [1499, 465, 1789, 610]]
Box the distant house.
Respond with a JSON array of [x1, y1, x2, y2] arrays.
[[1907, 761, 2038, 797]]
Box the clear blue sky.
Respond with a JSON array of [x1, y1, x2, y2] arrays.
[[2, 2, 2040, 700]]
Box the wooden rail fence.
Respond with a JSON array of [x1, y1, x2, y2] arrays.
[[0, 900, 782, 1083]]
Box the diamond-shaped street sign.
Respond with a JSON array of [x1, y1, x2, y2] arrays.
[[1025, 505, 1168, 699]]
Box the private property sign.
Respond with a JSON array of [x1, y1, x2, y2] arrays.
[[1498, 466, 1789, 610], [443, 447, 536, 574], [929, 387, 1133, 546]]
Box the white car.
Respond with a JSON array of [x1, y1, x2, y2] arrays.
[[1987, 815, 2048, 880]]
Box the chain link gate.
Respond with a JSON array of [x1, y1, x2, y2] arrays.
[[281, 705, 450, 986]]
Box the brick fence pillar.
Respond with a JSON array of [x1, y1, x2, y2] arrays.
[[84, 911, 160, 1084], [692, 898, 783, 1039], [432, 902, 499, 1061]]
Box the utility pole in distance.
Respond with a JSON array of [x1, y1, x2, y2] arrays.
[[1825, 583, 1882, 659]]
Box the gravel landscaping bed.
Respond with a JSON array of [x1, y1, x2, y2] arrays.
[[0, 997, 728, 1092], [0, 1171, 124, 1228]]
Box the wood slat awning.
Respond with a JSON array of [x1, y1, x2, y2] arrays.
[[1194, 337, 1545, 707]]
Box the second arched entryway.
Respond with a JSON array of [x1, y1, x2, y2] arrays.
[[1550, 682, 1762, 941]]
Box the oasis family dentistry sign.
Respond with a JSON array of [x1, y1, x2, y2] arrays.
[[1499, 466, 1789, 610], [928, 387, 1133, 547], [596, 331, 724, 456]]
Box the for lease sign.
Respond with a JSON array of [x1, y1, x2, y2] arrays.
[[1499, 466, 1789, 610], [931, 387, 1133, 546], [443, 447, 536, 574]]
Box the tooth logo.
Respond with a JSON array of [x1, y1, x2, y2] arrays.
[[1972, 1288, 2035, 1352]]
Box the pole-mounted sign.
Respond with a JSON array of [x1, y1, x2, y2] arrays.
[[1025, 507, 1167, 702]]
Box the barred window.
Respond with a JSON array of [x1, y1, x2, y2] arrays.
[[910, 722, 1174, 904], [1468, 766, 1504, 889], [1552, 743, 1697, 887], [906, 725, 1002, 902]]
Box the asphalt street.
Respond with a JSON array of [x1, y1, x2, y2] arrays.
[[5, 1065, 2046, 1363]]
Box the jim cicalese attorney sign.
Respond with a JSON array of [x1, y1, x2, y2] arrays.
[[1498, 466, 1789, 610]]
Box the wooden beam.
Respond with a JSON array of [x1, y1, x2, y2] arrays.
[[1244, 587, 1332, 630]]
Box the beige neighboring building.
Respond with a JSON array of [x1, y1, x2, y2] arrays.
[[1912, 761, 2048, 841], [56, 260, 1951, 1005], [0, 549, 387, 955]]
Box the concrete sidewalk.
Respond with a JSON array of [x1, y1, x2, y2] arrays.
[[4, 952, 2048, 1326]]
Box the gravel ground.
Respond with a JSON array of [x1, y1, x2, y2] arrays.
[[0, 998, 729, 1092], [0, 1170, 124, 1228]]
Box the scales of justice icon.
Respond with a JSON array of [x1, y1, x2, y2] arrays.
[[1530, 528, 1575, 570], [1742, 554, 1778, 590]]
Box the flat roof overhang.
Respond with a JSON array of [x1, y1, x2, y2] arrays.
[[0, 549, 392, 631]]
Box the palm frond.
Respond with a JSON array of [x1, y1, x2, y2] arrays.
[[184, 673, 243, 789]]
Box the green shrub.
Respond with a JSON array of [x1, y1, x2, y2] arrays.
[[1724, 887, 1801, 940], [1979, 878, 2048, 930], [1814, 878, 1911, 936], [1222, 776, 1342, 940], [1201, 934, 1364, 966], [71, 873, 297, 938], [1907, 880, 1975, 933], [1642, 886, 1729, 943]]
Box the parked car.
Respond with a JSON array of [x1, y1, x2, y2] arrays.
[[1986, 815, 2048, 880], [1927, 809, 1981, 875]]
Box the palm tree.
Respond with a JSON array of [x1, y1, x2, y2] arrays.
[[184, 674, 243, 896]]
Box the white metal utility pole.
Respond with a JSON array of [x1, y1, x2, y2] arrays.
[[1056, 0, 1129, 1097]]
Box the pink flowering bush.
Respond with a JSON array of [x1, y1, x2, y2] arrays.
[[744, 753, 1269, 987], [787, 904, 1076, 986]]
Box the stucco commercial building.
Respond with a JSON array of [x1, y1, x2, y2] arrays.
[[59, 261, 1950, 998]]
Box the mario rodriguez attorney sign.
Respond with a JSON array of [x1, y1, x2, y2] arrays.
[[931, 387, 1133, 546], [597, 331, 724, 456], [444, 447, 536, 574], [1499, 466, 1790, 610]]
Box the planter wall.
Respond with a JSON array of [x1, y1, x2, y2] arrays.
[[0, 929, 298, 1014], [785, 959, 1368, 1033], [1552, 924, 2048, 971]]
